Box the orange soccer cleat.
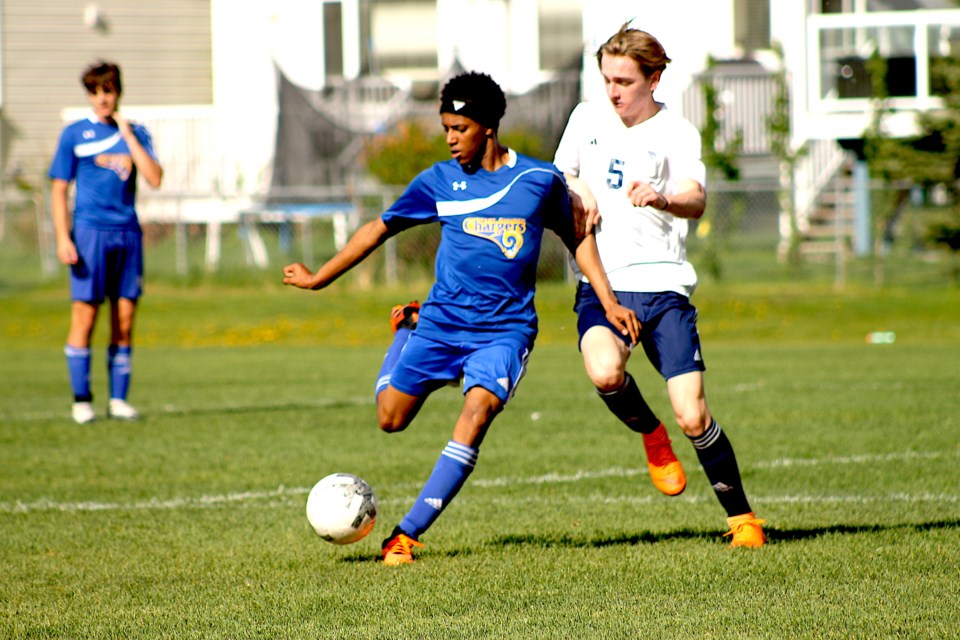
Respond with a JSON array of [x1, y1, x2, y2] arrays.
[[390, 300, 421, 334], [642, 423, 687, 496], [724, 512, 767, 548], [381, 529, 425, 566]]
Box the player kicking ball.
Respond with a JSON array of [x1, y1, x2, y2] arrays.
[[283, 71, 638, 565]]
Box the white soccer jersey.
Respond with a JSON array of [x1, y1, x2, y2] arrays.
[[554, 100, 706, 297]]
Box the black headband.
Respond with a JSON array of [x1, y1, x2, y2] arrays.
[[439, 97, 499, 128]]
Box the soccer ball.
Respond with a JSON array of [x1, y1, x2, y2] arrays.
[[305, 473, 378, 545]]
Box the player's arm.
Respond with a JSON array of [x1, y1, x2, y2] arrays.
[[50, 178, 78, 265], [283, 218, 394, 291], [565, 174, 601, 235], [626, 177, 705, 219], [572, 234, 640, 345], [114, 112, 163, 188]]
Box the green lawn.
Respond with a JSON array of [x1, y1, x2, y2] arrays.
[[1, 282, 959, 639]]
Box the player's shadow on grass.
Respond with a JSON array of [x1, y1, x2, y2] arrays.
[[338, 518, 960, 562], [488, 517, 960, 549]]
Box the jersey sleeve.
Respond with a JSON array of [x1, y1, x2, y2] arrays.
[[133, 124, 159, 162], [552, 103, 588, 177], [543, 171, 582, 254], [48, 126, 77, 182], [667, 119, 707, 191], [380, 168, 440, 233]]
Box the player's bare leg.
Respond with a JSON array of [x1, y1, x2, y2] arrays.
[[668, 371, 765, 546], [68, 300, 98, 348], [376, 385, 429, 433], [581, 326, 686, 496], [383, 387, 502, 565]]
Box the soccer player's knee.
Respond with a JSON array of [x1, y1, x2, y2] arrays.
[[376, 407, 409, 433], [592, 373, 623, 394], [673, 409, 709, 436], [587, 362, 623, 392]]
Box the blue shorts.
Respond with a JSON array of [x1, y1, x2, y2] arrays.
[[389, 332, 531, 405], [574, 283, 705, 380], [70, 225, 143, 304]]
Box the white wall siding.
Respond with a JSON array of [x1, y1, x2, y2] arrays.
[[2, 0, 212, 181]]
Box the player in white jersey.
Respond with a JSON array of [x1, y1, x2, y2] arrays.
[[284, 72, 638, 564], [50, 62, 163, 425], [554, 24, 765, 547]]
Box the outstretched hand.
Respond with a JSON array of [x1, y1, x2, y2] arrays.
[[605, 303, 640, 346], [282, 262, 317, 290]]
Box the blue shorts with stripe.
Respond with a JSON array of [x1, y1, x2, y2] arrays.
[[388, 331, 531, 405], [574, 282, 705, 380], [70, 225, 143, 304]]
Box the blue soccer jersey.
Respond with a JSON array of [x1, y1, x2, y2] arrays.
[[382, 149, 579, 345], [49, 116, 157, 230]]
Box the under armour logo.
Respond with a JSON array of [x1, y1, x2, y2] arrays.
[[83, 130, 96, 140], [452, 180, 467, 191]]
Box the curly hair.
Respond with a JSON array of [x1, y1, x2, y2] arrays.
[[439, 71, 507, 130]]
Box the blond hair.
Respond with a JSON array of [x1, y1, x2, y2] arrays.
[[596, 22, 671, 77]]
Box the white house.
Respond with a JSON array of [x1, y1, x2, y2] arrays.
[[3, 0, 959, 260]]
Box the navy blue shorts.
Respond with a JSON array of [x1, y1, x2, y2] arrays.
[[574, 282, 705, 380], [390, 332, 531, 405], [70, 225, 143, 304]]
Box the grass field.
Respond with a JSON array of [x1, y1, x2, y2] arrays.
[[2, 279, 959, 639]]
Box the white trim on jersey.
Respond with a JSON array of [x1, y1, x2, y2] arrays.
[[436, 166, 564, 217], [75, 132, 122, 158]]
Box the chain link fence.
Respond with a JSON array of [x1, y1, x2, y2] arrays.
[[2, 181, 954, 293]]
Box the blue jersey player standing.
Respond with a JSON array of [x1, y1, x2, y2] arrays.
[[49, 62, 163, 424], [283, 71, 639, 565]]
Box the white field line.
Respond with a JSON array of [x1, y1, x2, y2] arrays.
[[1, 450, 957, 515], [3, 396, 375, 422]]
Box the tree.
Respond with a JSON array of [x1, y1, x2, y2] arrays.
[[766, 42, 807, 266], [863, 50, 960, 285], [697, 56, 743, 280]]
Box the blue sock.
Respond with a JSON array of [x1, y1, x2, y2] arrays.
[[400, 441, 478, 539], [375, 328, 412, 397], [65, 345, 92, 402], [108, 345, 133, 400]]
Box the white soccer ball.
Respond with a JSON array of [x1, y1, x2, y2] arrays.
[[305, 473, 378, 545]]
